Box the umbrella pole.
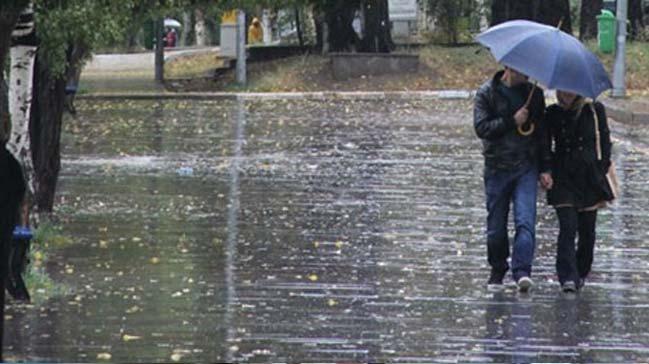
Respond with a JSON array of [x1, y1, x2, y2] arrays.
[[520, 19, 558, 138], [518, 82, 537, 136]]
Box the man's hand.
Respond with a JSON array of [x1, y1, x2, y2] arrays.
[[514, 107, 529, 127], [540, 172, 553, 190]]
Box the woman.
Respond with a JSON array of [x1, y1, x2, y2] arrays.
[[544, 90, 615, 292]]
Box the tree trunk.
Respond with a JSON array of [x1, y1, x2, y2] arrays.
[[181, 11, 192, 46], [262, 9, 272, 44], [491, 0, 535, 25], [0, 1, 29, 63], [360, 0, 394, 52], [321, 20, 329, 54], [536, 0, 572, 34], [313, 6, 324, 52], [580, 0, 603, 39], [629, 0, 645, 39], [490, 0, 508, 26], [64, 45, 84, 115], [1, 75, 8, 144], [324, 0, 359, 52], [490, 0, 572, 33], [194, 7, 207, 46], [29, 51, 66, 213], [155, 17, 164, 84], [8, 2, 37, 220], [295, 7, 304, 47], [8, 44, 37, 196]]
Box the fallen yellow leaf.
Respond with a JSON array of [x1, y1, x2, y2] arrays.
[[123, 334, 142, 342], [97, 353, 112, 360], [170, 353, 183, 362]]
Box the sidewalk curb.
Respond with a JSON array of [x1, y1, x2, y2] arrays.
[[76, 90, 477, 101], [76, 91, 649, 125], [601, 100, 649, 125]]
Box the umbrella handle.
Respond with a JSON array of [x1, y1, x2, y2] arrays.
[[518, 122, 535, 136], [518, 82, 538, 135], [524, 81, 538, 108]]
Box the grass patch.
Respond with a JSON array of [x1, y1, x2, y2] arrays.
[[592, 40, 649, 94], [166, 52, 230, 79], [22, 222, 72, 304], [168, 42, 649, 95]]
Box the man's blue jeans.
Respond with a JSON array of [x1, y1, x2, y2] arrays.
[[484, 163, 538, 280]]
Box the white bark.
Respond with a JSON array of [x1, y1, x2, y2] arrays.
[[194, 8, 207, 46], [8, 45, 36, 196], [236, 10, 246, 85], [322, 21, 329, 55], [478, 0, 489, 31], [181, 11, 192, 46], [262, 9, 272, 44]]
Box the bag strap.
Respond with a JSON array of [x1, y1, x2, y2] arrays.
[[590, 103, 602, 161]]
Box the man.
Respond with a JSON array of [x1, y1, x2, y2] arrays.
[[474, 66, 552, 292]]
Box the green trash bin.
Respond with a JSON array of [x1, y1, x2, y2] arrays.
[[597, 10, 616, 54]]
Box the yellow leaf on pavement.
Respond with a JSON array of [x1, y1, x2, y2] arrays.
[[123, 334, 142, 342], [97, 353, 112, 360], [171, 353, 183, 362]]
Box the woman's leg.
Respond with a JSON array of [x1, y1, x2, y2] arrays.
[[577, 210, 598, 280], [556, 207, 579, 286]]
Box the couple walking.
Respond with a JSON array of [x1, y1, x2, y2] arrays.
[[474, 66, 615, 293]]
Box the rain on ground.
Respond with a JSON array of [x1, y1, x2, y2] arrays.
[[5, 97, 649, 363]]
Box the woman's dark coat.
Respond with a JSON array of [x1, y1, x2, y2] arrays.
[[545, 101, 614, 208]]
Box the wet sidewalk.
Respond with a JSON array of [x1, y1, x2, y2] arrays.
[[4, 97, 649, 363]]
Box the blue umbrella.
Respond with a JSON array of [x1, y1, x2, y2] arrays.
[[476, 20, 612, 99]]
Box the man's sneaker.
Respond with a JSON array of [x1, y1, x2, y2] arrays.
[[517, 276, 533, 293], [487, 272, 505, 291], [561, 281, 577, 293], [577, 278, 586, 290]]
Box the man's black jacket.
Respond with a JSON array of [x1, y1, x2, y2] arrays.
[[474, 70, 551, 172]]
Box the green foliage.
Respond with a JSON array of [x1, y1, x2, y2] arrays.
[[427, 0, 480, 44], [31, 0, 307, 77], [34, 0, 137, 77]]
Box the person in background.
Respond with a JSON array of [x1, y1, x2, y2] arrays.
[[248, 17, 263, 44]]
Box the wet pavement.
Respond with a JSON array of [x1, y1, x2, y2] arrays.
[[5, 97, 649, 363]]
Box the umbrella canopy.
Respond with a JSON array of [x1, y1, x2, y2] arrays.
[[476, 20, 612, 99], [164, 18, 182, 28]]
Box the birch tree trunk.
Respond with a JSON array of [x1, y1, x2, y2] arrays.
[[262, 9, 272, 44], [181, 11, 192, 46], [8, 3, 37, 198], [478, 0, 489, 31], [194, 7, 207, 46]]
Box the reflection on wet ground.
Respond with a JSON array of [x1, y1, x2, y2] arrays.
[[5, 98, 649, 363]]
